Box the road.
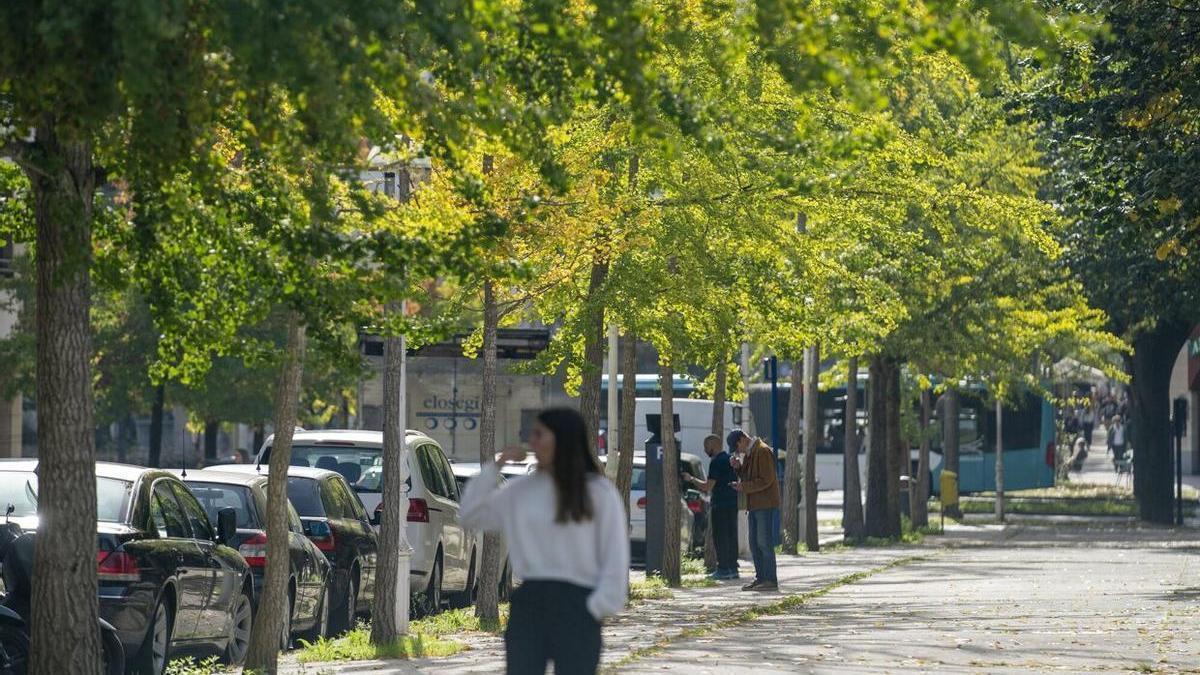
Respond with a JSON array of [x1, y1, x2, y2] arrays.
[[631, 523, 1200, 674]]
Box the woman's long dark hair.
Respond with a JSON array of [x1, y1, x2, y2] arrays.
[[537, 407, 601, 523]]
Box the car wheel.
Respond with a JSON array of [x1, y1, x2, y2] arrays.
[[222, 586, 253, 665], [498, 561, 513, 602], [418, 554, 443, 617], [449, 552, 476, 609], [279, 590, 294, 652], [134, 596, 173, 675], [0, 623, 30, 675], [331, 571, 359, 635], [301, 579, 332, 643]]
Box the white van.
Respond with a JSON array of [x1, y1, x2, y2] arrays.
[[618, 398, 743, 473]]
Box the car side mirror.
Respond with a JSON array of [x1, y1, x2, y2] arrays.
[[304, 519, 332, 539], [216, 507, 237, 545]]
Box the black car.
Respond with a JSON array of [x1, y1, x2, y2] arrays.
[[0, 460, 254, 675], [180, 470, 333, 648], [213, 464, 377, 634]]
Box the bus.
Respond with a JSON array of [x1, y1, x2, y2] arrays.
[[930, 389, 1056, 494], [748, 379, 1055, 494]]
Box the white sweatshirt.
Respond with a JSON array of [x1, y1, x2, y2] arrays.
[[460, 463, 630, 620]]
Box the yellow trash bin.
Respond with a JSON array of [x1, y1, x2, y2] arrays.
[[940, 470, 959, 520]]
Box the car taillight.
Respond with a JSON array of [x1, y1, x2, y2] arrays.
[[239, 532, 268, 567], [407, 498, 429, 523], [96, 551, 139, 582], [687, 499, 703, 515], [636, 497, 647, 510]]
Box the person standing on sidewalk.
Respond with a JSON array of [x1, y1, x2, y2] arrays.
[[460, 407, 629, 675], [1081, 406, 1096, 448], [728, 429, 781, 592], [682, 434, 740, 580]]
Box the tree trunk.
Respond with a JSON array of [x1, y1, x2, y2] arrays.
[[913, 388, 931, 528], [803, 345, 820, 551], [781, 360, 803, 554], [27, 125, 102, 675], [615, 334, 638, 518], [245, 312, 306, 672], [149, 383, 165, 468], [203, 419, 219, 463], [578, 260, 608, 457], [474, 281, 503, 624], [660, 362, 681, 587], [1130, 322, 1189, 523], [864, 356, 889, 538], [942, 388, 962, 518], [885, 360, 903, 538], [740, 342, 756, 436], [703, 356, 727, 569], [842, 357, 864, 541], [943, 389, 960, 475], [372, 300, 410, 644]]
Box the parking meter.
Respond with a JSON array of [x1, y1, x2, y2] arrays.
[[644, 413, 680, 577]]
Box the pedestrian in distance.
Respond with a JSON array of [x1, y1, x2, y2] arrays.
[[1081, 406, 1096, 448], [460, 407, 629, 675], [728, 429, 781, 592], [1108, 414, 1129, 466], [682, 434, 740, 580]]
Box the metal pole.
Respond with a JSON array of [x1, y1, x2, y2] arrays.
[[1177, 425, 1184, 526], [606, 324, 620, 480], [766, 356, 779, 452], [995, 397, 1004, 523], [395, 299, 412, 633]]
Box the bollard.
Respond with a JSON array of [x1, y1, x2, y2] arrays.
[[940, 470, 960, 522]]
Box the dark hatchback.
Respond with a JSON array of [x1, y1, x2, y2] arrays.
[[0, 460, 254, 675], [212, 464, 377, 634], [180, 469, 333, 647]]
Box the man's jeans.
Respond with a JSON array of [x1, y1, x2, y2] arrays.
[[748, 508, 778, 583]]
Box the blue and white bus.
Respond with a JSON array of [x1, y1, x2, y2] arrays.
[[930, 390, 1056, 494]]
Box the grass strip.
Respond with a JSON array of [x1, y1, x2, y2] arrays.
[[604, 554, 927, 672], [296, 606, 508, 664]]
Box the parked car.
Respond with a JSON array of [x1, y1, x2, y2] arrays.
[[178, 469, 333, 647], [677, 453, 709, 551], [212, 464, 377, 633], [0, 460, 254, 675], [599, 455, 694, 562], [253, 430, 473, 616], [449, 462, 514, 602]]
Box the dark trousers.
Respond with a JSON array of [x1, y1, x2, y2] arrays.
[[506, 580, 601, 675], [1083, 422, 1094, 447], [748, 508, 778, 583], [711, 505, 738, 573]]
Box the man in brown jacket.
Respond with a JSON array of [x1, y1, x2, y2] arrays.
[[729, 430, 780, 591]]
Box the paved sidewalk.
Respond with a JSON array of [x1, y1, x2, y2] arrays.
[[633, 523, 1200, 674], [278, 544, 919, 674]]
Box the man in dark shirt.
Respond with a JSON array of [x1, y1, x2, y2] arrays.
[[683, 434, 740, 580]]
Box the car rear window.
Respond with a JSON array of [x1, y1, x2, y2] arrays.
[[0, 472, 130, 523], [266, 445, 381, 493], [0, 471, 39, 517], [96, 477, 137, 523], [186, 483, 257, 529], [286, 477, 325, 517], [631, 468, 646, 491]]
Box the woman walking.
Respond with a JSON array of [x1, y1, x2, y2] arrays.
[[460, 407, 629, 675]]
